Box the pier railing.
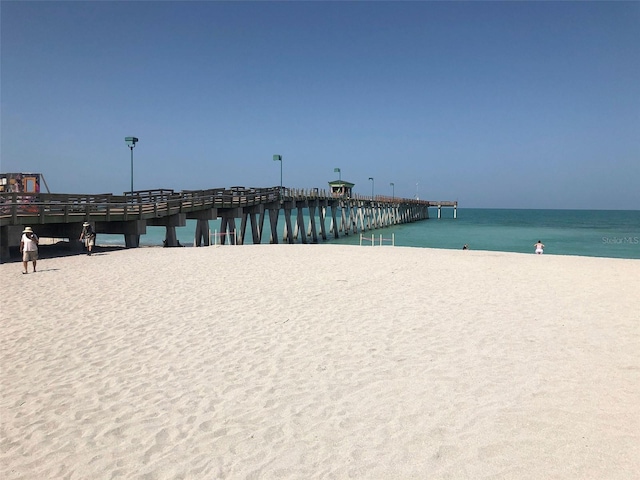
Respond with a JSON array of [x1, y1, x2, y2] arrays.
[[0, 187, 283, 224]]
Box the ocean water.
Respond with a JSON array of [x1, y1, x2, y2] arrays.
[[97, 208, 640, 259]]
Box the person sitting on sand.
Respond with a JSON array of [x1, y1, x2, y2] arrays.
[[534, 240, 545, 254]]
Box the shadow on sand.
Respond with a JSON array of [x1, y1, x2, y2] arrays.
[[2, 242, 129, 264]]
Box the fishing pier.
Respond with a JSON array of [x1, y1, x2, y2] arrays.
[[0, 186, 457, 261]]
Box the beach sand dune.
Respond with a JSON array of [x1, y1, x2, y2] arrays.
[[1, 245, 639, 479]]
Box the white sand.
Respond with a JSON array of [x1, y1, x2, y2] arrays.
[[1, 245, 639, 479]]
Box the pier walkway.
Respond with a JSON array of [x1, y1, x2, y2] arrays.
[[0, 186, 457, 261]]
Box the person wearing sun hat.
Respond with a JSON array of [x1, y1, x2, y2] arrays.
[[20, 226, 39, 274], [79, 221, 96, 255]]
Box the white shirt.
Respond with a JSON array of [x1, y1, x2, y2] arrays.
[[21, 233, 38, 251]]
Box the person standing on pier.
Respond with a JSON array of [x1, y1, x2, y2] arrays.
[[80, 222, 96, 255], [20, 226, 39, 274]]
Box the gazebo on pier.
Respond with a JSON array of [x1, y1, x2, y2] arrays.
[[328, 180, 355, 198]]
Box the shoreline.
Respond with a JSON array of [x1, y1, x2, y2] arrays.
[[3, 240, 639, 265]]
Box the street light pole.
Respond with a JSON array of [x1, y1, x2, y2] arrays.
[[390, 182, 395, 201], [368, 177, 374, 200], [273, 155, 282, 196], [125, 137, 139, 194]]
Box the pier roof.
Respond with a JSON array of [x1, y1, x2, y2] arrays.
[[328, 180, 355, 188]]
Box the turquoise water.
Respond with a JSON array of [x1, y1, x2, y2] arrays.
[[98, 209, 640, 259]]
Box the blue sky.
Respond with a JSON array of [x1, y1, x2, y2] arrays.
[[2, 1, 639, 209]]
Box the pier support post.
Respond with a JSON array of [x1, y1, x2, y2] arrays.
[[249, 213, 260, 244], [307, 204, 319, 243], [165, 226, 178, 247], [190, 209, 216, 246], [296, 207, 307, 244], [125, 234, 140, 248], [268, 208, 280, 244], [194, 219, 210, 246], [257, 209, 267, 243], [157, 214, 186, 247], [0, 226, 15, 262], [319, 205, 328, 240], [122, 220, 146, 248], [0, 245, 9, 263], [220, 217, 238, 245], [218, 208, 242, 245], [330, 204, 339, 239], [239, 205, 263, 245], [283, 208, 294, 244], [238, 215, 248, 246]]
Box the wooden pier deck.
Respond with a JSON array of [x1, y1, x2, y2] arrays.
[[0, 186, 457, 261]]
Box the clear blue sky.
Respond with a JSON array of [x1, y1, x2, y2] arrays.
[[2, 1, 639, 209]]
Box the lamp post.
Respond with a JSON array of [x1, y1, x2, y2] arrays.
[[334, 167, 341, 181], [390, 182, 395, 201], [125, 137, 139, 194], [368, 177, 374, 200], [273, 155, 282, 196]]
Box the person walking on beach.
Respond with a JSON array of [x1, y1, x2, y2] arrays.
[[80, 222, 96, 255], [20, 226, 39, 274], [534, 240, 545, 254]]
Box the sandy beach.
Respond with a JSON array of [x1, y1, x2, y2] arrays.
[[1, 245, 639, 479]]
